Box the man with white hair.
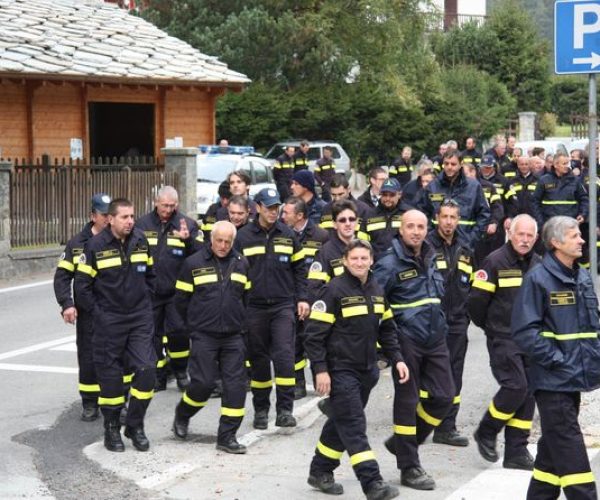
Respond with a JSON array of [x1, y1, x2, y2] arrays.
[[469, 214, 541, 471]]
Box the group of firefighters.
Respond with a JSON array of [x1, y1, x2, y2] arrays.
[[53, 135, 600, 500]]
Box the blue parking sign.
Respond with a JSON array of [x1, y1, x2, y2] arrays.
[[555, 0, 600, 74]]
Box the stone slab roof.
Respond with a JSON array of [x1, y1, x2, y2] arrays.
[[0, 0, 250, 86]]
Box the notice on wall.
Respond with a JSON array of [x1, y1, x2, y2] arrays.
[[70, 138, 83, 160]]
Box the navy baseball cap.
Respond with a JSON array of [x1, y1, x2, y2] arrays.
[[380, 178, 402, 193], [479, 155, 496, 168], [254, 188, 281, 207], [91, 193, 111, 213]]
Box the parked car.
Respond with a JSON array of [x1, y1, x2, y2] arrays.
[[568, 138, 589, 154], [196, 150, 275, 217], [514, 140, 569, 157], [265, 140, 351, 173]]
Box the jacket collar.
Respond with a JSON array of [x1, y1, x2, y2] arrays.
[[542, 251, 578, 285]]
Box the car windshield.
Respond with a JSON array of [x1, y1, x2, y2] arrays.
[[265, 145, 287, 159], [196, 157, 238, 182]]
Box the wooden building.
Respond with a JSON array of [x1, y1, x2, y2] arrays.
[[0, 0, 249, 161]]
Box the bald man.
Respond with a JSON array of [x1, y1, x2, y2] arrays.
[[373, 210, 454, 491]]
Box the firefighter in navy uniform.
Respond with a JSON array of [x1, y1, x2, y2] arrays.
[[305, 239, 408, 500], [273, 146, 296, 201], [54, 193, 111, 421], [469, 214, 541, 471], [234, 188, 309, 429], [374, 210, 454, 491], [171, 221, 250, 453], [74, 198, 157, 453], [135, 186, 203, 391], [201, 181, 231, 235], [507, 156, 539, 218], [512, 216, 600, 500], [426, 199, 473, 448], [281, 196, 329, 399], [314, 146, 337, 203], [294, 140, 310, 172], [460, 137, 482, 168], [389, 146, 414, 187]]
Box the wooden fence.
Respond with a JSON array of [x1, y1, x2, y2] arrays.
[[7, 157, 178, 248]]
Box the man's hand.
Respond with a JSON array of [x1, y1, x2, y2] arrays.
[[396, 362, 410, 384], [486, 223, 498, 235], [297, 301, 310, 320], [172, 218, 190, 240], [62, 306, 77, 324], [316, 371, 331, 396]]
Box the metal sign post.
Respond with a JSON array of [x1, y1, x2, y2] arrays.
[[589, 74, 598, 289]]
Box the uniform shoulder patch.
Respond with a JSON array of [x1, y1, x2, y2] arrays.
[[309, 261, 322, 273], [474, 269, 487, 281], [78, 253, 86, 265], [311, 300, 327, 312]]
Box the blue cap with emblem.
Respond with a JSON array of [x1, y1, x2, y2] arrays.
[[479, 155, 496, 168], [91, 193, 111, 213], [254, 188, 281, 207], [380, 178, 402, 193]]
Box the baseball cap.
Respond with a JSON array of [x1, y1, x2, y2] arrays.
[[380, 178, 402, 193], [254, 188, 281, 207], [479, 155, 496, 168], [91, 193, 111, 213]]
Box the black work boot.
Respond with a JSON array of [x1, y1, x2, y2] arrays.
[[216, 437, 247, 454], [81, 402, 99, 422], [174, 370, 190, 391], [307, 472, 344, 495], [365, 480, 400, 500], [275, 410, 297, 427], [503, 450, 534, 470], [473, 429, 499, 462], [104, 416, 125, 452], [172, 413, 190, 440], [317, 398, 333, 418], [124, 425, 150, 452], [253, 410, 268, 430], [433, 429, 469, 447], [401, 466, 436, 490]]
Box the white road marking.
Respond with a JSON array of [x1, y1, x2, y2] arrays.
[[0, 279, 53, 293], [49, 342, 77, 352], [0, 363, 77, 374], [0, 335, 75, 361], [445, 446, 600, 500]]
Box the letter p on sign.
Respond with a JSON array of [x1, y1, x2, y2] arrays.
[[574, 4, 600, 48]]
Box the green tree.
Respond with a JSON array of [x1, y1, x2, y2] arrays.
[[550, 75, 588, 123]]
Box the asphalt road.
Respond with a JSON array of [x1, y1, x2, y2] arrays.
[[1, 276, 599, 499]]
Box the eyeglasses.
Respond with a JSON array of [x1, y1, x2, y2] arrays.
[[441, 198, 459, 207], [336, 216, 357, 224]]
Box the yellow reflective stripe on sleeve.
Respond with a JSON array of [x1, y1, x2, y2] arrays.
[[540, 331, 598, 341], [488, 401, 514, 420], [147, 256, 154, 266], [77, 263, 97, 277], [436, 260, 448, 270], [498, 277, 522, 287], [350, 450, 376, 466], [200, 223, 213, 232], [295, 359, 307, 370], [96, 257, 122, 269], [303, 247, 319, 257], [231, 273, 248, 285], [394, 424, 417, 435], [490, 194, 502, 203], [309, 310, 335, 323], [367, 221, 386, 232], [561, 472, 596, 488], [195, 233, 204, 243], [419, 389, 429, 399], [291, 251, 304, 262], [194, 274, 219, 285], [123, 373, 134, 384], [391, 298, 441, 309], [320, 220, 334, 229], [373, 303, 385, 314], [79, 383, 100, 392], [157, 358, 167, 368], [532, 468, 561, 486], [528, 184, 537, 191], [130, 387, 154, 400], [221, 407, 245, 417], [275, 377, 295, 386], [416, 402, 441, 426], [308, 271, 331, 282], [274, 245, 293, 254], [147, 237, 158, 245], [58, 260, 75, 272], [507, 417, 532, 430], [317, 440, 343, 460], [472, 279, 496, 293], [167, 238, 185, 248], [341, 305, 369, 317], [357, 231, 370, 241], [251, 379, 273, 389], [162, 336, 168, 344], [175, 280, 194, 292], [130, 253, 148, 263], [333, 266, 344, 277], [457, 262, 472, 275], [99, 396, 126, 406], [183, 392, 207, 407], [453, 395, 461, 404], [458, 220, 476, 225], [541, 200, 577, 205], [243, 246, 266, 256], [167, 349, 190, 359], [382, 308, 393, 320]]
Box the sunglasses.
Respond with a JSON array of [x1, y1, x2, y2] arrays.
[[441, 198, 459, 207], [336, 216, 357, 224]]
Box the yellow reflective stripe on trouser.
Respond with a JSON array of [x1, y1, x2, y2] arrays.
[[419, 389, 429, 399], [309, 310, 335, 323], [391, 298, 441, 309], [175, 280, 194, 292], [506, 417, 532, 430], [79, 383, 100, 392], [251, 379, 273, 389], [275, 377, 295, 386], [157, 358, 167, 368], [183, 392, 207, 407], [561, 471, 596, 488], [488, 401, 514, 420], [168, 349, 190, 359], [532, 468, 561, 486], [99, 396, 126, 406], [58, 260, 75, 272], [472, 279, 496, 293], [453, 395, 461, 404], [416, 402, 442, 426], [295, 359, 307, 370], [540, 331, 598, 341], [317, 440, 343, 460], [350, 450, 376, 466], [394, 424, 417, 435], [221, 407, 245, 417], [123, 373, 134, 384], [130, 387, 154, 400]]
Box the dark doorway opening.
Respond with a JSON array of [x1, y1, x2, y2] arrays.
[[89, 102, 155, 159]]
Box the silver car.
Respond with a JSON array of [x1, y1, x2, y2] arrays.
[[196, 153, 275, 217]]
